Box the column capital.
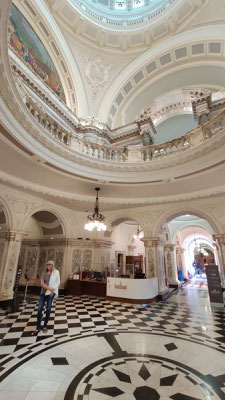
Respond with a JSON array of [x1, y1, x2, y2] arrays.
[[176, 246, 185, 254], [213, 234, 225, 245], [164, 243, 176, 252], [0, 230, 27, 241], [141, 237, 166, 247]]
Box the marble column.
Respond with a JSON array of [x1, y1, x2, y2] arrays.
[[142, 237, 168, 296], [176, 247, 187, 279], [212, 234, 225, 285], [164, 244, 179, 287], [0, 231, 26, 302]]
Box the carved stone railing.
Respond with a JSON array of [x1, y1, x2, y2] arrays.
[[140, 110, 225, 161], [73, 139, 128, 162], [25, 95, 225, 164], [26, 98, 72, 146]]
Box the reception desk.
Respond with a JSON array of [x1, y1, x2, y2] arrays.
[[106, 277, 158, 303], [66, 279, 106, 297]]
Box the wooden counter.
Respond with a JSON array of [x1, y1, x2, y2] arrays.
[[66, 279, 106, 297]]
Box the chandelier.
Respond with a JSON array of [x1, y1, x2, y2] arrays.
[[133, 226, 144, 240], [85, 188, 106, 232]]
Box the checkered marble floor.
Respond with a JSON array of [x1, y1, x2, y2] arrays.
[[0, 284, 224, 399]]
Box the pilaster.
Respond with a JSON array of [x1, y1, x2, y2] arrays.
[[142, 237, 168, 296], [0, 231, 26, 302], [213, 234, 225, 284], [164, 244, 179, 287], [176, 247, 187, 279]]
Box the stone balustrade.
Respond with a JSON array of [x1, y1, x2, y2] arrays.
[[25, 96, 225, 164], [26, 98, 72, 146], [75, 140, 127, 162], [203, 110, 225, 139]]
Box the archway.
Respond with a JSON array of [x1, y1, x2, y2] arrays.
[[19, 210, 66, 290], [164, 213, 222, 289], [107, 217, 145, 278], [0, 200, 11, 280]]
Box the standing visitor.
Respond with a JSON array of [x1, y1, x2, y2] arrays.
[[31, 260, 60, 335]]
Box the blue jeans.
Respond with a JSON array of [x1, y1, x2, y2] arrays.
[[37, 293, 55, 329]]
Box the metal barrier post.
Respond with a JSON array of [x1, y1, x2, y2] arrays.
[[22, 279, 29, 305]]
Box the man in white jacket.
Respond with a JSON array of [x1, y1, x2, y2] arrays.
[[32, 260, 60, 335]]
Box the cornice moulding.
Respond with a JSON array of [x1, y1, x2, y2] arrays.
[[1, 170, 225, 206]]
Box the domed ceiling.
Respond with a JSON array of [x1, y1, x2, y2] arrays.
[[67, 0, 179, 29]]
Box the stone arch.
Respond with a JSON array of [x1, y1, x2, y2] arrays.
[[19, 207, 68, 286], [0, 195, 13, 230], [21, 206, 68, 238], [104, 215, 144, 238], [154, 207, 219, 239], [97, 24, 225, 124]]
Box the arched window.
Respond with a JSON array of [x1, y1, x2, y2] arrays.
[[115, 1, 126, 10], [133, 0, 144, 8]]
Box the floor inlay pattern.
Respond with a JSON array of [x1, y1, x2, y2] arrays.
[[0, 283, 224, 399], [66, 349, 221, 400]]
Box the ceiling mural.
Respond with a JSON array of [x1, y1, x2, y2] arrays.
[[8, 4, 66, 102]]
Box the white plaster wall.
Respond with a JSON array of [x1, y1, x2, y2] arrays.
[[154, 115, 197, 144], [110, 223, 145, 260], [23, 216, 42, 239]]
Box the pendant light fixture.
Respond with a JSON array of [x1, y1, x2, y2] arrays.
[[133, 226, 144, 240], [85, 188, 106, 232]]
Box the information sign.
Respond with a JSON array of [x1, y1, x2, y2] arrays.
[[206, 265, 223, 304]]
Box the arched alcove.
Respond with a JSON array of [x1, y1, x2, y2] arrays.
[[154, 209, 219, 238], [0, 201, 10, 231], [106, 217, 145, 277], [159, 211, 222, 285], [19, 210, 66, 287]]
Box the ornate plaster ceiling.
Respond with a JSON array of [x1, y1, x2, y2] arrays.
[[1, 0, 225, 214]]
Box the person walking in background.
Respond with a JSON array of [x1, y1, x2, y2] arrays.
[[32, 260, 60, 335]]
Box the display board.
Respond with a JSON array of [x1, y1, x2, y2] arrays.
[[206, 265, 223, 304]]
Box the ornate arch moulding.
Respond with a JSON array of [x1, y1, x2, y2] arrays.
[[118, 60, 225, 127], [0, 194, 14, 230], [98, 25, 225, 123], [109, 60, 225, 128], [20, 205, 69, 238], [11, 0, 89, 116], [154, 207, 220, 237]]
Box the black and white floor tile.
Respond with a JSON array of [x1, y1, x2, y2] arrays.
[[0, 281, 224, 399]]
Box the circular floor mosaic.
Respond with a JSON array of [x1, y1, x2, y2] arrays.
[[65, 353, 220, 400]]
